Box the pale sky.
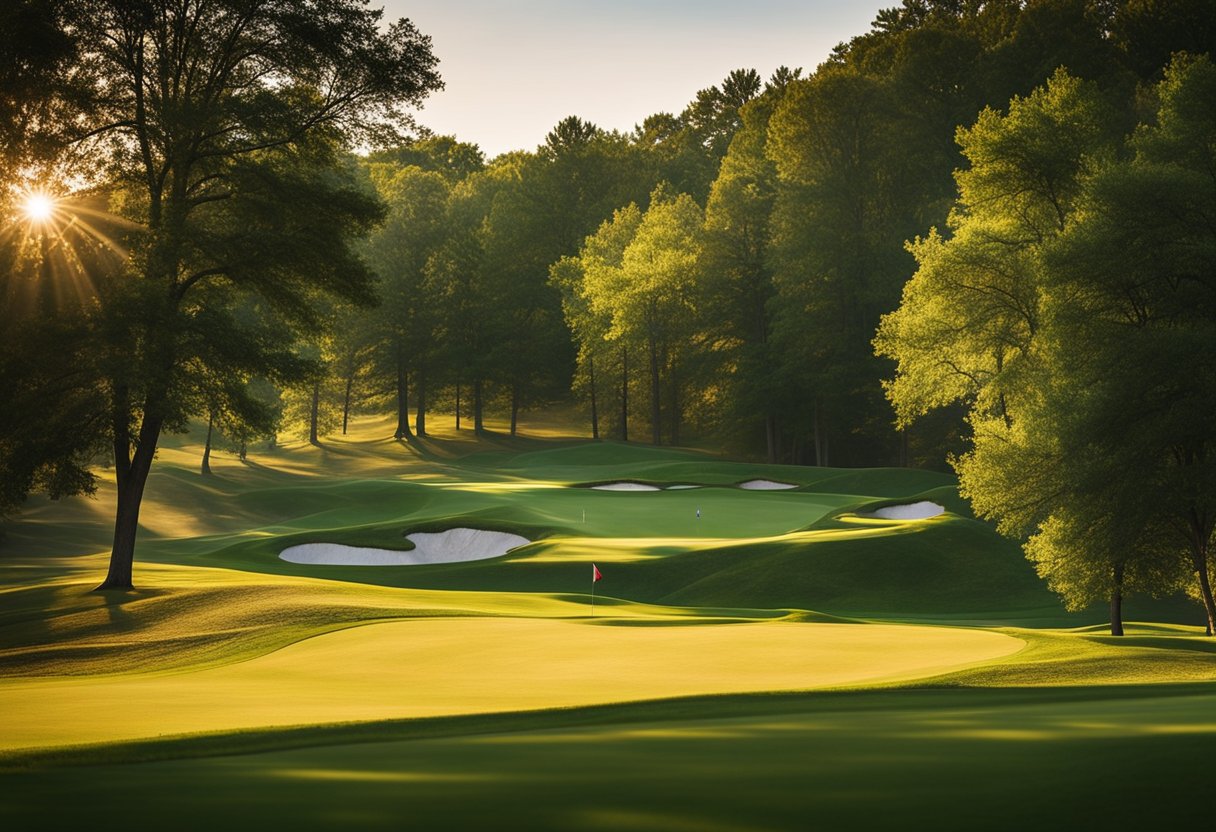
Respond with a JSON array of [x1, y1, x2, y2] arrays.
[[382, 1, 890, 158]]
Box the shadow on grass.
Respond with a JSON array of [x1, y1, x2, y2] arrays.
[[7, 681, 1216, 771]]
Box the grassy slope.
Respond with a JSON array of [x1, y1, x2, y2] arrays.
[[1, 413, 1212, 829]]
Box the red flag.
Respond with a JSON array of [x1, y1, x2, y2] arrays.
[[592, 564, 603, 582]]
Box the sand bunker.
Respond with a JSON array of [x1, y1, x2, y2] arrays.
[[869, 501, 945, 520], [591, 482, 661, 491], [738, 479, 798, 490], [666, 484, 700, 490], [280, 528, 530, 566]]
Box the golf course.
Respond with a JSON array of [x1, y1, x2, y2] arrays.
[[5, 1, 1216, 828], [2, 415, 1212, 830]]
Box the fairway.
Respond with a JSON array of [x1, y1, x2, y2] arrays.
[[0, 615, 1021, 751]]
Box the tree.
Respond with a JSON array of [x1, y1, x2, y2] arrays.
[[552, 204, 645, 441], [184, 307, 301, 473], [0, 187, 127, 518], [700, 71, 798, 460], [425, 162, 519, 433], [684, 69, 763, 162], [12, 0, 440, 589], [1033, 56, 1216, 632], [366, 135, 485, 184], [876, 70, 1115, 429], [583, 190, 704, 445], [280, 342, 344, 446], [363, 163, 450, 439], [873, 66, 1216, 635], [0, 0, 76, 172], [767, 68, 916, 465]]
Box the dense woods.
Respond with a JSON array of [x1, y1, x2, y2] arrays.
[[2, 0, 1215, 626]]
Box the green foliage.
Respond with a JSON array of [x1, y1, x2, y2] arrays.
[[365, 135, 486, 183], [876, 70, 1115, 427], [570, 190, 705, 444], [0, 0, 442, 585], [878, 58, 1216, 628], [1033, 55, 1216, 623], [767, 68, 919, 464], [699, 89, 783, 454]]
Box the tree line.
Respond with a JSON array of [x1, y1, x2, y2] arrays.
[[304, 0, 1216, 472]]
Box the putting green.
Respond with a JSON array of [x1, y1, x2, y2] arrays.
[[0, 617, 1022, 751]]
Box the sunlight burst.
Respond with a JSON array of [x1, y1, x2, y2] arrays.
[[23, 192, 55, 223]]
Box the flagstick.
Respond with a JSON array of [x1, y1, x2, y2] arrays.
[[591, 575, 596, 616]]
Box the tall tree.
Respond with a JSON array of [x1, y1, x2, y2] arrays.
[[584, 190, 704, 445], [426, 161, 519, 433], [700, 69, 799, 460], [552, 205, 645, 441], [874, 69, 1184, 635], [13, 0, 440, 589], [767, 68, 916, 465], [1034, 56, 1216, 632], [364, 163, 450, 439]]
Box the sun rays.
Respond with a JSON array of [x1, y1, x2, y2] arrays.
[[1, 185, 136, 314], [22, 192, 55, 223]]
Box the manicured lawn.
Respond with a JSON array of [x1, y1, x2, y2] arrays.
[[3, 686, 1213, 830], [0, 415, 1209, 829]]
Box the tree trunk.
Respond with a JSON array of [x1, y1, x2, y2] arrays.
[[342, 370, 353, 435], [620, 345, 629, 442], [589, 356, 599, 440], [415, 367, 427, 436], [239, 440, 247, 462], [765, 412, 777, 464], [813, 400, 823, 467], [1189, 541, 1216, 636], [97, 409, 164, 591], [308, 380, 320, 446], [474, 379, 484, 434], [201, 409, 214, 475], [648, 336, 661, 446], [394, 337, 411, 440], [668, 366, 680, 447], [510, 383, 519, 436], [455, 381, 461, 430], [1110, 562, 1125, 637]]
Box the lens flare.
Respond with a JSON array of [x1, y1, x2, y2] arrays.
[[23, 192, 55, 222]]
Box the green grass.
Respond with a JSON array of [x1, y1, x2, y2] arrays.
[[1, 413, 1211, 829], [3, 685, 1214, 830]]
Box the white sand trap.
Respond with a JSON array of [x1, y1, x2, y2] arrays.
[[869, 501, 945, 520], [591, 482, 661, 491], [666, 484, 701, 490], [280, 528, 530, 566], [738, 479, 798, 490]]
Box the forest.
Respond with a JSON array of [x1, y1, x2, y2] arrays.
[[1, 0, 1215, 627]]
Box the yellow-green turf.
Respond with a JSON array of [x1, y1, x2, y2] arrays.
[[0, 413, 1211, 829]]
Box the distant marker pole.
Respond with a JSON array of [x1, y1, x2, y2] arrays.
[[591, 563, 602, 615]]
